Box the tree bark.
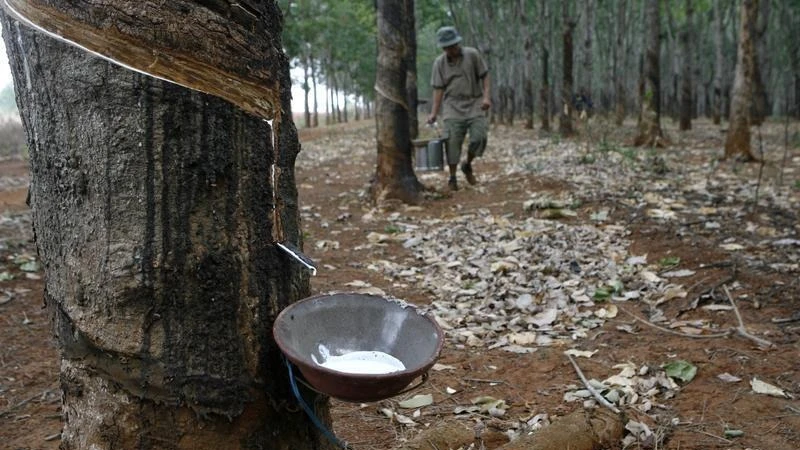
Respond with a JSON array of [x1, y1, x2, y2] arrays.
[[520, 0, 534, 129], [791, 6, 800, 118], [580, 0, 595, 114], [405, 0, 418, 139], [539, 0, 551, 132], [373, 0, 422, 204], [303, 51, 312, 128], [679, 0, 693, 131], [312, 60, 320, 127], [751, 0, 770, 125], [614, 0, 627, 125], [0, 2, 334, 449], [633, 0, 665, 147], [713, 0, 725, 124], [559, 0, 575, 137], [725, 0, 759, 161]]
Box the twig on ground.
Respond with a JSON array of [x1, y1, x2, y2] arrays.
[[691, 429, 733, 444], [565, 353, 621, 414], [771, 312, 800, 324], [696, 261, 734, 270], [425, 439, 441, 450], [0, 393, 37, 418], [722, 285, 775, 349], [463, 378, 505, 385], [695, 274, 736, 300], [619, 307, 731, 339]]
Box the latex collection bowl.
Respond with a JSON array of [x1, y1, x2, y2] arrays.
[[273, 293, 444, 402]]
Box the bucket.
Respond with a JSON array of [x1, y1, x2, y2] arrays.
[[273, 293, 444, 402], [412, 138, 445, 171]]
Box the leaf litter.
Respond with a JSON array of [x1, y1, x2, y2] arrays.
[[295, 122, 799, 447]]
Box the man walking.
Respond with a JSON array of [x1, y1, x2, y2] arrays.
[[427, 26, 491, 191]]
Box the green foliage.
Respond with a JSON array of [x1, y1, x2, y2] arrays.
[[658, 256, 680, 268], [280, 0, 377, 107], [579, 153, 596, 164], [384, 224, 402, 234], [664, 360, 697, 384], [415, 0, 453, 101]]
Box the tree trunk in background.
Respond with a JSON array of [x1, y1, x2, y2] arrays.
[[559, 0, 576, 137], [521, 0, 534, 129], [405, 0, 418, 139], [313, 62, 319, 127], [344, 86, 349, 122], [373, 0, 422, 204], [751, 0, 770, 125], [540, 0, 551, 132], [634, 0, 664, 147], [0, 2, 332, 448], [713, 0, 725, 124], [725, 0, 759, 161], [679, 0, 693, 131], [666, 7, 679, 121], [303, 52, 312, 128], [581, 0, 595, 113], [326, 85, 332, 125], [614, 0, 627, 125], [792, 7, 800, 118]]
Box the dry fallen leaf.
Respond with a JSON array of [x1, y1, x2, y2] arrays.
[[750, 377, 792, 398], [398, 394, 433, 409], [564, 349, 598, 358]]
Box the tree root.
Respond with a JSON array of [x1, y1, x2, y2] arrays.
[[499, 408, 624, 450]]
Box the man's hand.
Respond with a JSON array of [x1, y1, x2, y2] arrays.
[[481, 97, 492, 111], [427, 113, 437, 125]]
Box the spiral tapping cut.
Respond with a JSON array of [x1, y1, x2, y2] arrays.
[[1, 0, 282, 119]]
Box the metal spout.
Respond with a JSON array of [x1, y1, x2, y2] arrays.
[[276, 242, 317, 276]]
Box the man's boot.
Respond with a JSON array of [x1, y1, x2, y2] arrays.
[[461, 162, 477, 185]]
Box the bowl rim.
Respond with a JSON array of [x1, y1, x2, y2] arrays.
[[272, 292, 445, 381]]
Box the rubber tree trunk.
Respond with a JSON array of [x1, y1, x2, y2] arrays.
[[614, 0, 627, 126], [559, 0, 576, 137], [751, 0, 770, 126], [405, 0, 419, 140], [634, 0, 665, 147], [0, 2, 334, 449], [725, 0, 759, 161], [540, 0, 551, 132], [520, 0, 534, 129], [679, 0, 694, 131], [373, 0, 422, 204], [580, 0, 595, 113], [712, 0, 725, 125]]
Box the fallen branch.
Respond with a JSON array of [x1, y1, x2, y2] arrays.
[[723, 286, 775, 349], [619, 307, 731, 339], [566, 354, 621, 414]]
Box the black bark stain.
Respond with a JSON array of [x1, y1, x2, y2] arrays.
[[140, 73, 159, 402]]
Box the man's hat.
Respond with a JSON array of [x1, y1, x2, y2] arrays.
[[436, 26, 462, 48]]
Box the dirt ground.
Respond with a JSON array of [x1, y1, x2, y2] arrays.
[[1, 118, 799, 450]]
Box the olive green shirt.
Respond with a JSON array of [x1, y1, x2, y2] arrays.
[[430, 46, 489, 120]]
